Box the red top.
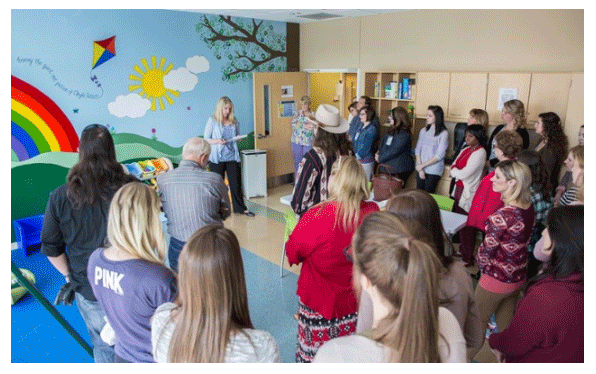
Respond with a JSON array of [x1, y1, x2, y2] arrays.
[[476, 204, 535, 283], [285, 200, 379, 320], [489, 273, 584, 362], [465, 170, 504, 230]]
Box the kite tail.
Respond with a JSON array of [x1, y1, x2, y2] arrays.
[[89, 70, 104, 98]]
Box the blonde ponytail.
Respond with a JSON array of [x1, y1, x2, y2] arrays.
[[353, 211, 442, 362]]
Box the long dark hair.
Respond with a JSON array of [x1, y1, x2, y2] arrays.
[[385, 189, 454, 269], [66, 124, 136, 208], [517, 150, 551, 199], [539, 112, 568, 161], [526, 205, 583, 292], [389, 107, 412, 135], [426, 105, 446, 137], [312, 128, 353, 158], [465, 124, 487, 149]]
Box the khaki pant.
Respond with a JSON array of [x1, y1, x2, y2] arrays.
[[470, 284, 521, 359]]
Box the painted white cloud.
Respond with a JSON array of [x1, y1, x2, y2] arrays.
[[186, 55, 210, 74], [108, 93, 151, 118], [163, 67, 198, 92]]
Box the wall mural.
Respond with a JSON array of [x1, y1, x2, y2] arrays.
[[197, 14, 287, 82], [11, 75, 79, 161], [11, 9, 287, 242]]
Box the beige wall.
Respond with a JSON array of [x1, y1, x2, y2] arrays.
[[300, 9, 584, 72]]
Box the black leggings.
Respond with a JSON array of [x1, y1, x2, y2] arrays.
[[416, 173, 442, 193], [209, 161, 247, 213]]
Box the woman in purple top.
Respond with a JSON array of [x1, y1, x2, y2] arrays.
[[88, 183, 177, 363], [415, 105, 449, 193]]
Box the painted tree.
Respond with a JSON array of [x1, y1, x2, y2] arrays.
[[196, 14, 287, 83]]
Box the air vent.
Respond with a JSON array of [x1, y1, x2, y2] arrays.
[[296, 12, 343, 20]]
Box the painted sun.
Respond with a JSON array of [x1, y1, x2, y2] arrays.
[[129, 56, 179, 111]]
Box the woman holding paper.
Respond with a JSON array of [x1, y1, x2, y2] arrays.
[[204, 96, 254, 217]]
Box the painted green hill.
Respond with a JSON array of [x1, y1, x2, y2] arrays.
[[112, 133, 183, 155]]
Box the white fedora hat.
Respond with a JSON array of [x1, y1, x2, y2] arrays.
[[307, 104, 349, 134]]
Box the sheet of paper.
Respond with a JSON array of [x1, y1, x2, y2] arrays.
[[497, 88, 518, 110], [228, 134, 247, 142]]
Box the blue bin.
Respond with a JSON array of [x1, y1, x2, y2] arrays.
[[13, 215, 44, 256]]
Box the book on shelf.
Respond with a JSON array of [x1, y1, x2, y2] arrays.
[[374, 82, 380, 98], [398, 82, 403, 99], [402, 78, 409, 100], [390, 81, 398, 99], [385, 84, 392, 98]]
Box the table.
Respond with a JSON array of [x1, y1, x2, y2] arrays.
[[279, 194, 467, 236]]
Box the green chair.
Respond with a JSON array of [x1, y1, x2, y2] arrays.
[[280, 209, 298, 277], [430, 193, 455, 211]]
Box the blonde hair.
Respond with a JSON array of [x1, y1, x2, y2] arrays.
[[106, 183, 165, 264], [495, 160, 532, 206], [469, 108, 489, 128], [503, 99, 527, 129], [299, 95, 311, 106], [167, 225, 253, 362], [570, 145, 584, 171], [352, 211, 442, 362], [324, 156, 370, 231], [570, 145, 584, 201], [213, 96, 236, 124]]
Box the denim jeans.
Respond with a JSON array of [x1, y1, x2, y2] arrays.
[[75, 293, 115, 363], [168, 237, 186, 272]]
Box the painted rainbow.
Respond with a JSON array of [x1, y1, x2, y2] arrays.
[[11, 75, 79, 161]]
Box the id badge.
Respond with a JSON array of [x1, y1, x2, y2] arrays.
[[386, 136, 393, 146], [354, 132, 360, 141]]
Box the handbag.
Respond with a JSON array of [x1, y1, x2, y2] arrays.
[[372, 164, 403, 202]]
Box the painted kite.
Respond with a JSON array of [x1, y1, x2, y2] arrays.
[[92, 35, 116, 69]]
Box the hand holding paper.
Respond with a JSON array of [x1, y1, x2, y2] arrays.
[[224, 134, 247, 143]]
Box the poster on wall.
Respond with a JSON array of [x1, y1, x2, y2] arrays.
[[278, 101, 295, 117], [497, 88, 518, 110], [281, 85, 293, 98]]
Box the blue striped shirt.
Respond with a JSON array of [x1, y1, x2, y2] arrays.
[[156, 160, 231, 241]]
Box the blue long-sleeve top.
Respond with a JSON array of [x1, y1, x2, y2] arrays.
[[377, 130, 415, 174], [353, 122, 379, 162], [204, 116, 241, 163]]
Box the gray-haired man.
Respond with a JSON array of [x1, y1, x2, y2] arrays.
[[157, 137, 231, 271]]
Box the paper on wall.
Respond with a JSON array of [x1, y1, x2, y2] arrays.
[[497, 88, 518, 110]]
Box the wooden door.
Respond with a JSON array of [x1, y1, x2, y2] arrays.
[[415, 72, 450, 119], [486, 73, 531, 125], [447, 73, 488, 121], [253, 72, 308, 179]]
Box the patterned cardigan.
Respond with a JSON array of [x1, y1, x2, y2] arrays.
[[476, 204, 535, 283], [291, 147, 335, 216]]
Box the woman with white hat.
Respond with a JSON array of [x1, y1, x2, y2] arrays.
[[291, 104, 352, 216]]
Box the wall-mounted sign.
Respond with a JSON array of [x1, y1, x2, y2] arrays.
[[281, 85, 293, 98], [497, 88, 518, 110], [278, 100, 295, 117]]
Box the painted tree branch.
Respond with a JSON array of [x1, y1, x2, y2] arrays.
[[197, 14, 287, 81], [202, 16, 285, 58]]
